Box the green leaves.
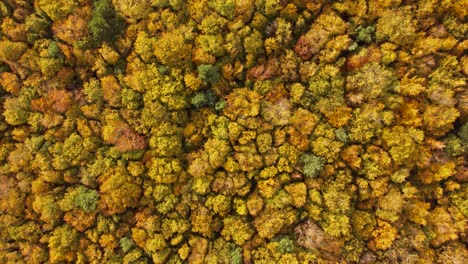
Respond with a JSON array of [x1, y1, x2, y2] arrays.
[[119, 237, 135, 253], [73, 186, 99, 213], [300, 153, 325, 178], [354, 25, 375, 44], [60, 185, 99, 213], [88, 0, 125, 46], [191, 90, 217, 108], [198, 64, 221, 84]]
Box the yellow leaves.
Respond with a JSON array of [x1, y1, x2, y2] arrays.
[[315, 11, 348, 35], [154, 31, 192, 68], [406, 200, 430, 226], [312, 137, 343, 162], [319, 35, 352, 63], [224, 88, 262, 120], [3, 96, 30, 126], [190, 205, 215, 237], [284, 182, 307, 208], [145, 233, 167, 253], [398, 100, 423, 127], [428, 207, 459, 247], [390, 168, 410, 183], [221, 216, 254, 245], [322, 213, 350, 237], [98, 166, 141, 215], [376, 7, 416, 46], [0, 175, 25, 216], [148, 158, 182, 184], [361, 145, 392, 180], [32, 194, 62, 224], [39, 57, 63, 77], [237, 130, 256, 145], [322, 172, 353, 214], [341, 145, 363, 171], [205, 194, 231, 216], [264, 37, 280, 55], [0, 72, 21, 94], [0, 40, 28, 62], [134, 31, 156, 63], [412, 36, 458, 57], [99, 44, 120, 64], [247, 193, 264, 216], [259, 166, 278, 179], [253, 207, 296, 239], [382, 126, 424, 166], [323, 105, 353, 128], [48, 225, 79, 263], [376, 188, 404, 222], [349, 103, 389, 144], [258, 178, 280, 199], [380, 42, 398, 64], [396, 71, 426, 96], [423, 105, 460, 137], [351, 210, 376, 239], [188, 138, 231, 177], [178, 243, 190, 261], [290, 108, 318, 136], [234, 0, 255, 22], [100, 75, 122, 107], [196, 34, 225, 57], [2, 0, 468, 261], [370, 220, 397, 250], [131, 227, 147, 248], [419, 161, 457, 184], [206, 139, 231, 168], [99, 233, 118, 250], [150, 135, 183, 157], [438, 0, 468, 19], [112, 0, 152, 20], [51, 6, 89, 44], [37, 0, 78, 22], [261, 98, 292, 126], [184, 73, 204, 92], [346, 62, 395, 103]]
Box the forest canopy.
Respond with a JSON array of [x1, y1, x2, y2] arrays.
[[0, 0, 467, 263]]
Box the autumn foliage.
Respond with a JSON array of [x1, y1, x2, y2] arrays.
[[0, 0, 467, 263]]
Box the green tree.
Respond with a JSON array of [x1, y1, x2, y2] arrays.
[[59, 185, 99, 213], [88, 0, 125, 46], [300, 153, 325, 178], [198, 64, 221, 84], [191, 90, 217, 108]]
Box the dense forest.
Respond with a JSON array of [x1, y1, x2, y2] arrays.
[[0, 0, 467, 263]]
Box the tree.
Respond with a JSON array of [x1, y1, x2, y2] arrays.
[[154, 30, 192, 68], [197, 64, 221, 84], [300, 153, 325, 178], [88, 0, 125, 46], [37, 0, 78, 22], [0, 40, 28, 62], [48, 225, 80, 263], [112, 0, 152, 20], [59, 185, 99, 213], [98, 165, 141, 215], [3, 96, 30, 125]]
